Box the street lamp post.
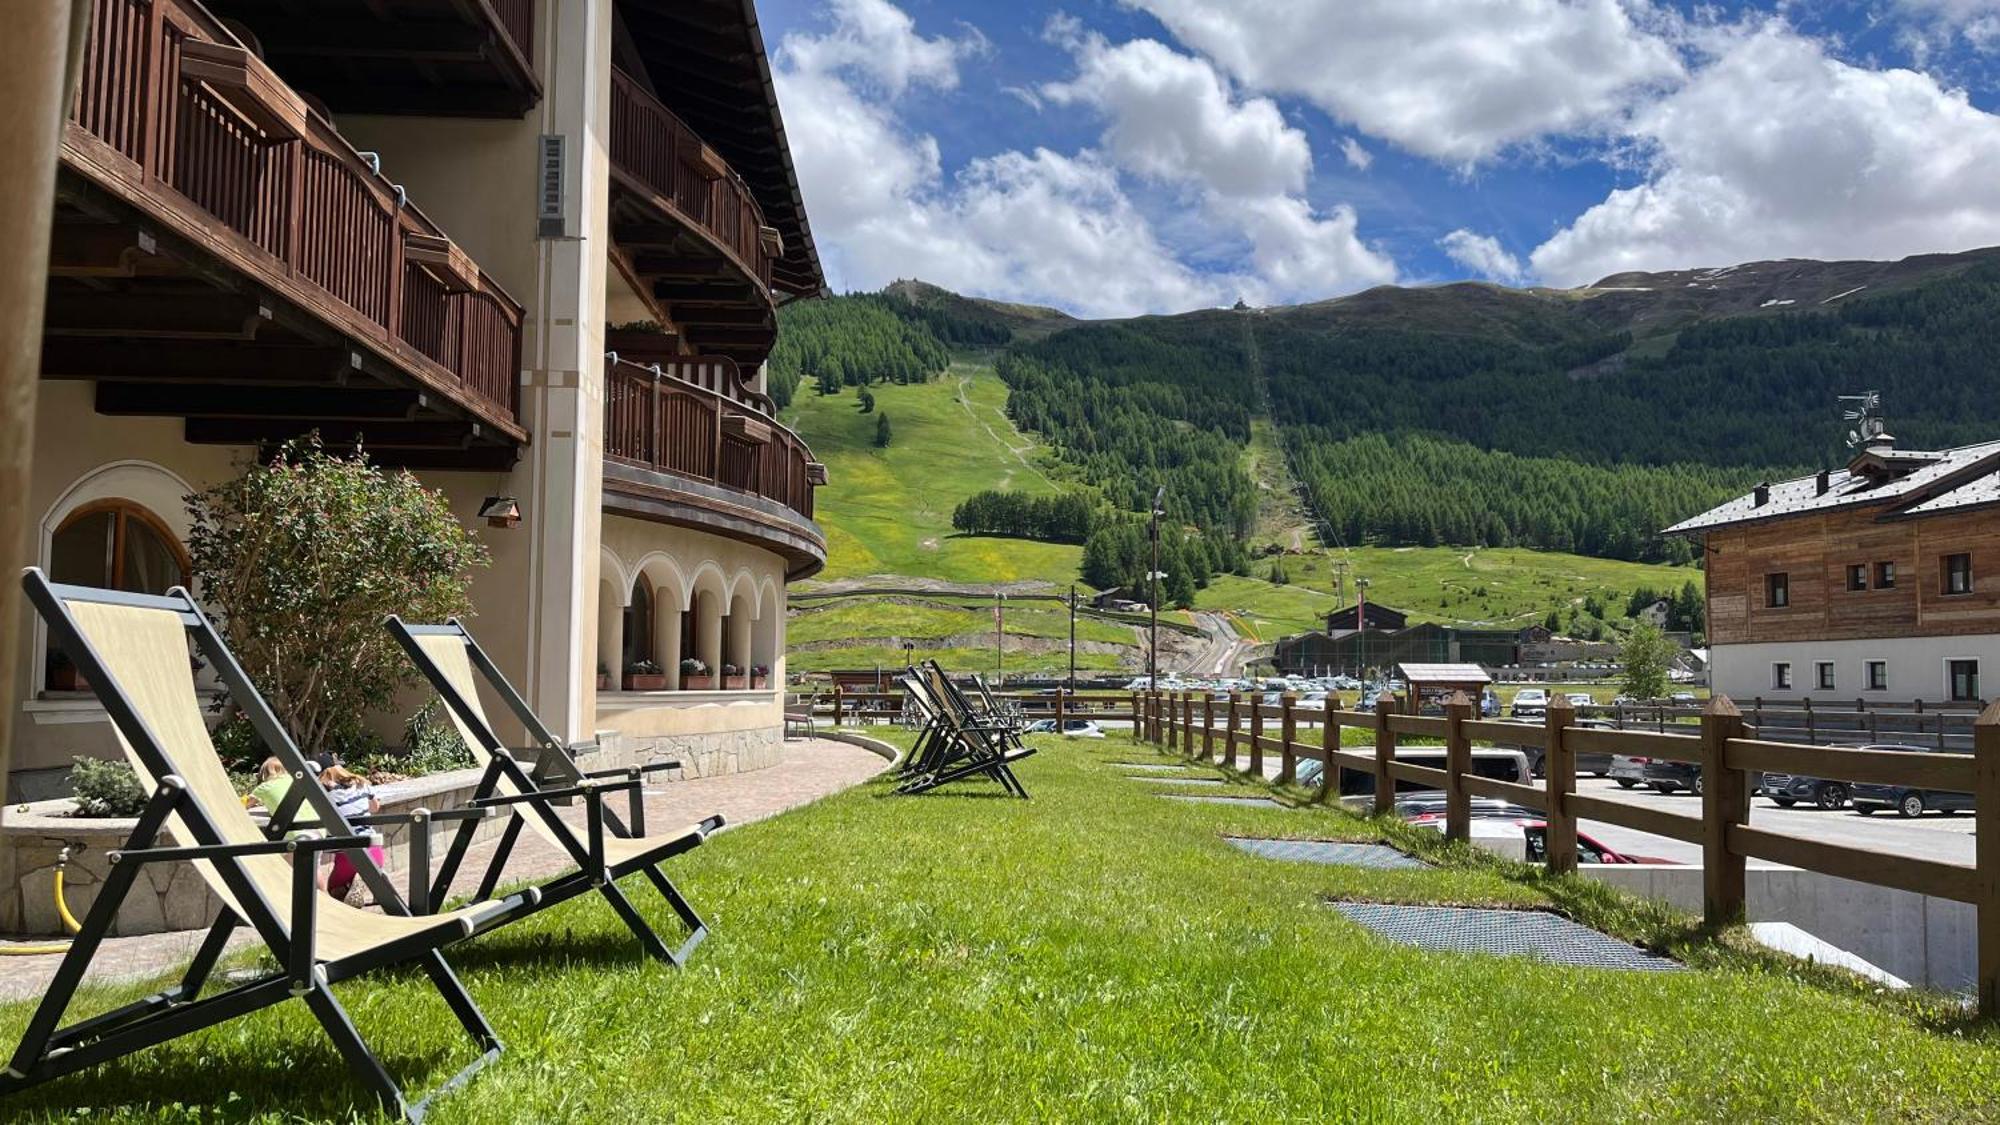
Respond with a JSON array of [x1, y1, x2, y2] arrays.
[[1067, 583, 1078, 692], [1149, 486, 1165, 692]]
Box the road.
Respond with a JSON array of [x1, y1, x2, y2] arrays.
[[1183, 612, 1254, 677]]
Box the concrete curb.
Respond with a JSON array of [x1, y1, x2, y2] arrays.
[[815, 730, 904, 768]]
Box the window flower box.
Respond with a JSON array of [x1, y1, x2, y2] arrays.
[[623, 661, 667, 691], [680, 658, 712, 690]]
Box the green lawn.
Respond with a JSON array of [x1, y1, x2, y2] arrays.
[[786, 360, 1083, 587], [787, 643, 1128, 676], [7, 736, 1992, 1122], [1201, 546, 1703, 637], [790, 598, 1134, 648]]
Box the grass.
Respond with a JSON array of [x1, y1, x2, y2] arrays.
[[787, 644, 1128, 675], [7, 735, 1995, 1122], [785, 359, 1082, 587], [1200, 546, 1703, 637], [789, 598, 1135, 648]]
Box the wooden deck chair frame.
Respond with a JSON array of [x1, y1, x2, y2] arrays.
[[897, 664, 1033, 797], [6, 569, 532, 1121], [385, 617, 720, 966]]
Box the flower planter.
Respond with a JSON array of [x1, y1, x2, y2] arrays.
[[596, 674, 612, 691], [47, 664, 87, 692], [622, 674, 668, 691], [681, 675, 715, 691], [723, 674, 747, 690], [751, 673, 769, 689]]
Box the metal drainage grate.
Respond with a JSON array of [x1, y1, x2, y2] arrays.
[[1329, 903, 1682, 972], [1129, 776, 1224, 785], [1227, 837, 1425, 869], [1162, 794, 1286, 809]]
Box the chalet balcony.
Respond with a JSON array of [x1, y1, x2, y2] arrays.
[[601, 356, 826, 579], [50, 0, 526, 470], [608, 66, 784, 368]]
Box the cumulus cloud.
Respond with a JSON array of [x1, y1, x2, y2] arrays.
[[1529, 20, 2000, 285], [1897, 0, 2000, 49], [1439, 229, 1526, 283], [776, 0, 1394, 316], [1340, 137, 1373, 170], [1122, 0, 1683, 164]]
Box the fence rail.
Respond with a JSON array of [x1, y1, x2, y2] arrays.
[[66, 0, 524, 426], [604, 355, 816, 521], [1133, 687, 2000, 1016]]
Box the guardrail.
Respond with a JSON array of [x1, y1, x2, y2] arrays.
[[1134, 687, 2000, 1016], [68, 0, 524, 424], [1595, 698, 1980, 750]]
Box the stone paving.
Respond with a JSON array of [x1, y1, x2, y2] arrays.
[[0, 738, 889, 1002]]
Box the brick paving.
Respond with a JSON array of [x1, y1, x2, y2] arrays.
[[0, 738, 888, 1002]]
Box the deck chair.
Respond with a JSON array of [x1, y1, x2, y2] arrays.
[[897, 663, 1034, 797], [385, 617, 721, 966], [6, 569, 540, 1121]]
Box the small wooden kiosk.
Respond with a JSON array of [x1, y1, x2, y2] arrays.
[[1396, 663, 1492, 715]]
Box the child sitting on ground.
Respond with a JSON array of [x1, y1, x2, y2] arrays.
[[244, 756, 327, 890], [319, 765, 386, 904]]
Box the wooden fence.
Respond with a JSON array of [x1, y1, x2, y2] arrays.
[[809, 688, 1138, 726], [1135, 687, 2000, 1016], [603, 356, 817, 520]]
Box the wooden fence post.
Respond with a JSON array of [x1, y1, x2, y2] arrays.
[[1225, 691, 1241, 768], [1055, 688, 1066, 732], [1373, 696, 1396, 816], [1544, 695, 1578, 875], [1701, 695, 1748, 926], [1444, 692, 1473, 843], [1279, 693, 1298, 784], [1321, 695, 1340, 802], [1248, 695, 1265, 777], [1182, 692, 1195, 756], [1130, 691, 1140, 740], [1976, 700, 2000, 1017], [1202, 693, 1215, 760], [832, 686, 843, 727]]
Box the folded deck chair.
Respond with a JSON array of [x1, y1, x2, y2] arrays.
[[896, 664, 1033, 797], [6, 570, 538, 1121], [386, 617, 720, 966]]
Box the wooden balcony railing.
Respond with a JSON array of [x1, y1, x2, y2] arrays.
[[609, 66, 774, 288], [604, 356, 817, 522], [490, 0, 535, 64], [66, 0, 523, 426]]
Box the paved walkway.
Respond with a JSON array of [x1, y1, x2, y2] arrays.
[[0, 738, 888, 1002]]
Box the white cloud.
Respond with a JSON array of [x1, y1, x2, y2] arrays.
[[1042, 32, 1310, 198], [775, 0, 1394, 316], [1123, 0, 1683, 164], [1530, 21, 2000, 285], [1439, 229, 1526, 283], [1340, 137, 1373, 171]]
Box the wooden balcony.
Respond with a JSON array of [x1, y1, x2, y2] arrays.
[[49, 0, 526, 469], [191, 0, 539, 116], [608, 66, 781, 368], [601, 357, 826, 579]]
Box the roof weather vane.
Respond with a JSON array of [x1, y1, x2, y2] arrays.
[[1840, 391, 1885, 449]]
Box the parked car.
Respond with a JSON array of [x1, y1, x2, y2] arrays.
[[1059, 719, 1105, 739], [1481, 687, 1501, 717], [1521, 823, 1673, 864], [1847, 744, 1974, 817], [1331, 747, 1533, 798], [1565, 692, 1596, 710], [1397, 794, 1538, 826], [1642, 756, 1703, 796], [1512, 688, 1549, 719], [1504, 717, 1616, 777], [1024, 719, 1059, 734], [1761, 767, 1850, 810], [1607, 752, 1650, 789], [1670, 692, 1698, 705]]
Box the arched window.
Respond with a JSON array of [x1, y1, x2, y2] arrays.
[[623, 579, 654, 668], [45, 500, 189, 689]]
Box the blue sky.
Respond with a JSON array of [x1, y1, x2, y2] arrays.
[[760, 0, 2000, 317]]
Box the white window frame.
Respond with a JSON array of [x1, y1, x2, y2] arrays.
[[1815, 661, 1836, 692], [1772, 662, 1793, 691], [1864, 659, 1888, 692], [1944, 656, 1981, 703]]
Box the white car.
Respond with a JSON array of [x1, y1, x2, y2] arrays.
[[1511, 688, 1549, 718], [1565, 692, 1595, 710], [1059, 719, 1105, 738]]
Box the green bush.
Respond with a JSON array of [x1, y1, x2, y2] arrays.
[[67, 756, 148, 817]]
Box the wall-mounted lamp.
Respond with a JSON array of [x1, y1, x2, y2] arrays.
[[478, 496, 522, 529]]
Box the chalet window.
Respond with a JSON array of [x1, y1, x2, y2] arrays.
[[1866, 661, 1888, 691], [1772, 662, 1792, 690], [45, 500, 190, 692], [1875, 561, 1897, 589], [1944, 553, 1974, 595], [1846, 564, 1867, 592], [1949, 659, 1981, 702], [1816, 662, 1835, 691], [1765, 572, 1789, 608]]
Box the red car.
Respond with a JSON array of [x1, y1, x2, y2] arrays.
[[1521, 821, 1673, 864]]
